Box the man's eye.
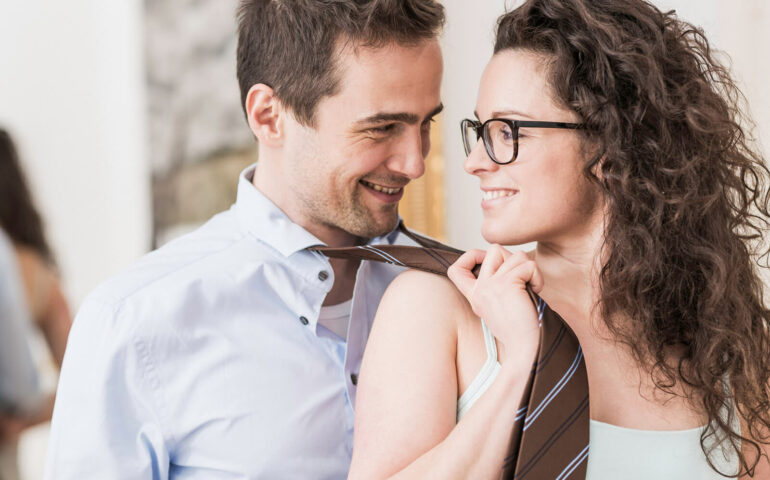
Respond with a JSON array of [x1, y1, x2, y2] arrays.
[[370, 124, 397, 134]]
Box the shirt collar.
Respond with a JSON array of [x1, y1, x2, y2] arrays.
[[234, 164, 401, 257]]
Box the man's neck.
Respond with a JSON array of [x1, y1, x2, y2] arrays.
[[252, 163, 368, 306], [252, 161, 367, 247], [323, 257, 361, 306]]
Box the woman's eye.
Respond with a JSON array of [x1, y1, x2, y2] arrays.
[[496, 126, 514, 142]]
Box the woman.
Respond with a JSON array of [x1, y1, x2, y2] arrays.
[[0, 129, 70, 367], [0, 129, 71, 480], [348, 0, 770, 478]]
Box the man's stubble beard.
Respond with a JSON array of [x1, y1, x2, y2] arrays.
[[302, 186, 399, 240]]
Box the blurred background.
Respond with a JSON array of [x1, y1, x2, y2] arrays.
[[0, 0, 768, 477]]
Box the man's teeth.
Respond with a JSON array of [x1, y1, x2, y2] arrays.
[[362, 181, 401, 195], [482, 190, 516, 201]]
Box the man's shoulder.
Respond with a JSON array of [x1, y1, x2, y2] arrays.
[[86, 210, 275, 317]]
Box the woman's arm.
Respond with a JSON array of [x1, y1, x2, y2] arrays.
[[349, 247, 541, 480], [15, 246, 71, 366], [35, 280, 71, 367]]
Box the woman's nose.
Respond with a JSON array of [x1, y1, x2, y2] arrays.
[[463, 137, 499, 176]]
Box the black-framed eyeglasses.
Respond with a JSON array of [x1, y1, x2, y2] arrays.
[[460, 118, 583, 165]]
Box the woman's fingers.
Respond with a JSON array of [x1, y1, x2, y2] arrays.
[[487, 251, 542, 292], [504, 260, 544, 294], [477, 244, 509, 279], [450, 247, 543, 301], [529, 262, 544, 294], [448, 249, 486, 298], [494, 250, 529, 276]]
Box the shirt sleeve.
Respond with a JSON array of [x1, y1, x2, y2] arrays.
[[44, 298, 171, 479]]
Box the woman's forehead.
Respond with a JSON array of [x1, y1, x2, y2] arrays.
[[476, 50, 553, 118], [476, 49, 562, 120]]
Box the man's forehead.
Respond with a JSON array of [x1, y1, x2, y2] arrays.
[[336, 37, 441, 72], [321, 38, 442, 118]]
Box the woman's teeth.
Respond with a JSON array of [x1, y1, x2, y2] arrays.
[[361, 180, 402, 195], [482, 190, 516, 201]]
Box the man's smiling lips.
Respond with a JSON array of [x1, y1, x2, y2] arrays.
[[360, 179, 406, 204]]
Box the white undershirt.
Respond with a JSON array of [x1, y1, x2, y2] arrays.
[[318, 299, 352, 341]]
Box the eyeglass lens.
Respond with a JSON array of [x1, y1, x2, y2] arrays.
[[461, 119, 516, 163], [461, 120, 476, 156], [483, 120, 515, 164]]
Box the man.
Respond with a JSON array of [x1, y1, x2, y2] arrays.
[[45, 0, 444, 478]]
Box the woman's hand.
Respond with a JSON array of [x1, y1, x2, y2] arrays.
[[447, 245, 542, 365]]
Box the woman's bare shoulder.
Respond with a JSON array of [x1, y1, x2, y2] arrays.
[[377, 269, 477, 332], [386, 269, 471, 308]]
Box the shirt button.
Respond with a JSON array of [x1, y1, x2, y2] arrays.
[[318, 270, 329, 281], [350, 373, 358, 385], [299, 316, 309, 325]]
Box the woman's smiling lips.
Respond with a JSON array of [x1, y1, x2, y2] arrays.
[[360, 179, 406, 204], [480, 187, 518, 209]]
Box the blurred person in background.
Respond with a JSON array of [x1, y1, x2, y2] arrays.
[[0, 129, 71, 480]]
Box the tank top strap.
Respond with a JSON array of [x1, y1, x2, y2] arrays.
[[480, 319, 498, 361], [457, 319, 502, 421]]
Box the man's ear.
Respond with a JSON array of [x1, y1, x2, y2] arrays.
[[245, 83, 283, 147]]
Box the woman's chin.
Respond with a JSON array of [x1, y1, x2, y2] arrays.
[[481, 223, 533, 246]]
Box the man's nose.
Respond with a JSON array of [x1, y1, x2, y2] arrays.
[[387, 129, 427, 179]]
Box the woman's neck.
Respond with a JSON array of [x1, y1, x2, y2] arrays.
[[532, 218, 605, 329]]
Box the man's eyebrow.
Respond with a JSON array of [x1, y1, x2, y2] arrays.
[[425, 103, 444, 121], [355, 103, 444, 126]]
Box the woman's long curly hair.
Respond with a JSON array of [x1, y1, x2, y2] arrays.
[[496, 0, 770, 475]]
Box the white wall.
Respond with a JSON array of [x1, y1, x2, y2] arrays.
[[0, 0, 151, 309], [440, 1, 509, 250], [0, 2, 150, 477], [441, 0, 770, 250]]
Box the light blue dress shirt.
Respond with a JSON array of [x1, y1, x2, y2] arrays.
[[45, 165, 415, 479]]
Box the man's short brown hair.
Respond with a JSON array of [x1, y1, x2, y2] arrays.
[[236, 0, 445, 127]]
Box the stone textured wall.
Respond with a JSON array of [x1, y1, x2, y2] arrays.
[[145, 0, 254, 244]]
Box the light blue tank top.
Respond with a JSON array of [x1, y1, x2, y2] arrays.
[[456, 320, 740, 478], [586, 419, 739, 479]]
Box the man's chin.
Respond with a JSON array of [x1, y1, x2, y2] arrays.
[[345, 212, 400, 239]]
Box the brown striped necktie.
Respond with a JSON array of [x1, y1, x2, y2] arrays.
[[310, 222, 590, 479]]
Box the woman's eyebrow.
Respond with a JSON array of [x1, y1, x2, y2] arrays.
[[473, 108, 534, 120], [491, 109, 534, 119]]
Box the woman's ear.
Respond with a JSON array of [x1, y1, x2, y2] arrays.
[[245, 84, 283, 148], [590, 155, 604, 181]]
